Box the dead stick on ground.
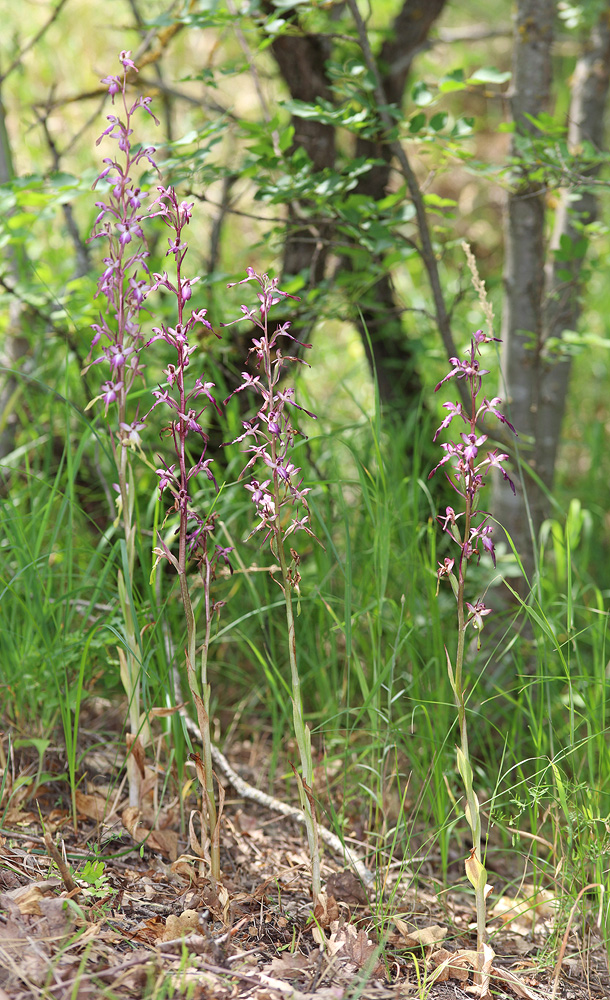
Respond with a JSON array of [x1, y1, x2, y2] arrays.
[[43, 831, 79, 895], [175, 683, 378, 887]]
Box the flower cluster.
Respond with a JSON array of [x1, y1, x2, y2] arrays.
[[429, 329, 517, 628], [84, 51, 160, 432], [224, 269, 317, 547], [145, 187, 230, 575], [224, 269, 322, 897]]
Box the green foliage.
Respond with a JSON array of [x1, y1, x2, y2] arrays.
[[1, 0, 610, 969], [75, 858, 115, 900]]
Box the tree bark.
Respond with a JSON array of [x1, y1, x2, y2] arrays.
[[270, 29, 336, 288], [264, 1, 448, 411], [348, 0, 448, 409], [536, 5, 610, 500], [494, 0, 554, 584]]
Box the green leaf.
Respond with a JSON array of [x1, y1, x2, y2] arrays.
[[451, 116, 474, 138], [265, 18, 287, 34], [412, 81, 435, 107], [48, 171, 79, 190], [556, 234, 588, 261], [383, 245, 417, 267], [377, 190, 404, 211], [14, 737, 51, 757], [271, 0, 311, 8], [556, 268, 575, 283], [171, 130, 200, 147], [521, 112, 566, 138], [469, 67, 511, 85], [279, 125, 295, 152], [393, 203, 416, 223], [439, 69, 466, 93], [429, 112, 448, 132], [408, 112, 427, 134], [423, 192, 457, 210], [456, 746, 473, 790]]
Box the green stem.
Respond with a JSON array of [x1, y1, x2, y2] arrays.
[[200, 554, 220, 880], [277, 534, 320, 898], [263, 314, 320, 899], [115, 443, 143, 808], [453, 491, 486, 967], [177, 512, 219, 880]]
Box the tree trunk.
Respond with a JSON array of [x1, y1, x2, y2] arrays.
[[536, 5, 610, 498], [267, 1, 447, 412], [348, 0, 448, 409], [270, 30, 336, 289], [494, 0, 554, 585]]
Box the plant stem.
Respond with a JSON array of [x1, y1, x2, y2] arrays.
[[276, 534, 320, 898], [167, 203, 220, 881], [453, 443, 486, 968], [262, 300, 320, 900]]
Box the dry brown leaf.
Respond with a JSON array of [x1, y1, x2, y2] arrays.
[[490, 965, 552, 999], [148, 705, 183, 718], [162, 909, 200, 941], [392, 915, 410, 937], [428, 948, 450, 982], [125, 731, 146, 775], [121, 807, 179, 861], [312, 924, 327, 948], [171, 855, 202, 883], [132, 915, 166, 944], [325, 871, 368, 906], [343, 926, 377, 967], [1, 805, 38, 827], [430, 948, 470, 983], [491, 888, 558, 934], [2, 883, 45, 916], [394, 921, 447, 949], [122, 805, 141, 838], [77, 921, 106, 943], [466, 942, 494, 997], [326, 922, 377, 968], [430, 946, 542, 1000], [256, 972, 298, 993], [147, 828, 179, 861], [326, 922, 350, 957], [0, 891, 73, 957], [269, 953, 313, 979], [76, 790, 114, 823], [188, 809, 207, 859], [429, 948, 468, 984], [313, 890, 340, 928]]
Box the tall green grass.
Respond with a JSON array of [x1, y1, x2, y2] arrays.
[[1, 327, 609, 962]]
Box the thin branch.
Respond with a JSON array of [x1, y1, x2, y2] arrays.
[[0, 0, 70, 86], [227, 0, 281, 155], [34, 101, 90, 278], [208, 173, 238, 275], [41, 0, 198, 116], [39, 78, 234, 122], [138, 75, 235, 117], [436, 23, 512, 43], [128, 0, 175, 141]]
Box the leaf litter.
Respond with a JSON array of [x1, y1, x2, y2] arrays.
[[0, 734, 608, 1000]]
